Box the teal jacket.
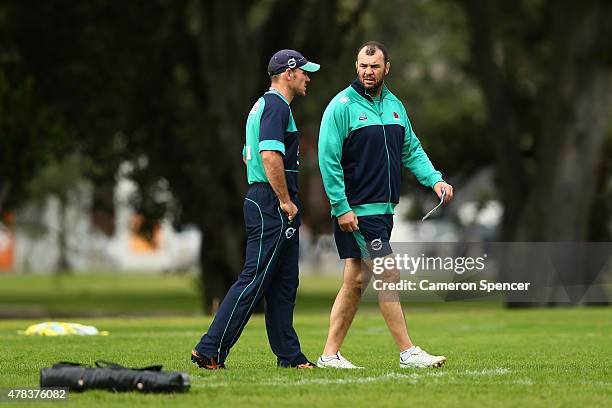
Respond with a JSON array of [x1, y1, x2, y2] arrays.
[[318, 79, 443, 217]]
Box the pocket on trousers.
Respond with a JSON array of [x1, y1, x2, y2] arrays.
[[244, 199, 263, 234]]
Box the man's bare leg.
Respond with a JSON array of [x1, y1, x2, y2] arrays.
[[366, 257, 445, 368], [366, 258, 414, 351], [322, 256, 414, 355], [322, 258, 371, 356]]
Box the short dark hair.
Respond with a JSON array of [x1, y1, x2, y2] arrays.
[[357, 41, 389, 63]]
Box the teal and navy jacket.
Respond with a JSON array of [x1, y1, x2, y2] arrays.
[[318, 79, 443, 217], [243, 88, 300, 194]]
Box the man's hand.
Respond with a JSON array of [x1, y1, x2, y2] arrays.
[[280, 200, 298, 221], [261, 150, 294, 219], [433, 181, 454, 204], [338, 210, 359, 232]]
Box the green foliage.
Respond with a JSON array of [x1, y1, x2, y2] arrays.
[[25, 154, 92, 203], [0, 71, 72, 210], [1, 1, 610, 296], [362, 0, 490, 178]]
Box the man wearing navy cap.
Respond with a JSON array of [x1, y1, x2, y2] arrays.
[[191, 50, 320, 369]]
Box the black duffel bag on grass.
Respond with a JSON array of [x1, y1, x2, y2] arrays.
[[40, 360, 190, 393]]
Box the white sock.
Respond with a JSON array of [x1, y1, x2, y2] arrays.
[[400, 346, 417, 361], [321, 353, 339, 362]]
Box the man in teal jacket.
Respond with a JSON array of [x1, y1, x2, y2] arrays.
[[317, 41, 454, 369]]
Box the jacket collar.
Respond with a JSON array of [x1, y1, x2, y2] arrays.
[[350, 78, 390, 101], [266, 87, 290, 105]]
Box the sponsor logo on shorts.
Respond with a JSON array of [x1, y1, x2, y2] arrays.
[[371, 238, 383, 251], [285, 227, 296, 239]]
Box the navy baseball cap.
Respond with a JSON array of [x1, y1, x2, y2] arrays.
[[267, 49, 320, 76]]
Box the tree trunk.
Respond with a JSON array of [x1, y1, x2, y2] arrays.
[[463, 0, 529, 240], [463, 0, 612, 306], [190, 0, 256, 313], [513, 1, 612, 305], [91, 182, 115, 237], [0, 182, 10, 216], [515, 1, 612, 242], [56, 195, 71, 275], [199, 224, 246, 314]]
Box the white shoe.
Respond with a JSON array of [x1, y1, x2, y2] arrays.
[[316, 351, 363, 369], [399, 346, 446, 368]]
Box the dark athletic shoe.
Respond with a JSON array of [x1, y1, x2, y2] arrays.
[[279, 360, 317, 369], [191, 350, 225, 369], [294, 361, 317, 369]]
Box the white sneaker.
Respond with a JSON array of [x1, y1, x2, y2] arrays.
[[316, 351, 364, 369], [399, 346, 446, 368]]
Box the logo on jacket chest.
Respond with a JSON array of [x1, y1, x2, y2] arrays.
[[358, 113, 368, 122], [250, 101, 260, 115]]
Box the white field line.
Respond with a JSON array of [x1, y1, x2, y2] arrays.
[[192, 372, 426, 388], [462, 368, 511, 376], [191, 368, 516, 388]]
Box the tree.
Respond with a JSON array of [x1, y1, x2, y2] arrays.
[[462, 0, 612, 304], [0, 0, 138, 236], [0, 0, 371, 312], [462, 0, 612, 241], [124, 0, 371, 313], [3, 0, 608, 310], [0, 71, 70, 215], [25, 154, 91, 274]]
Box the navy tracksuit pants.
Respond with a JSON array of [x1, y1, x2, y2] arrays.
[[194, 183, 307, 366]]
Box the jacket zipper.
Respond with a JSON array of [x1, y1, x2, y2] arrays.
[[365, 90, 392, 204]]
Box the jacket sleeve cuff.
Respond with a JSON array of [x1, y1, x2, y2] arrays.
[[331, 200, 352, 218], [429, 174, 445, 189], [259, 140, 285, 154]]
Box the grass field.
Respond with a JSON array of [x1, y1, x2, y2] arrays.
[[0, 273, 348, 316], [0, 274, 611, 407]]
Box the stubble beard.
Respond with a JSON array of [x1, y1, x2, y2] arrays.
[[360, 76, 385, 96]]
